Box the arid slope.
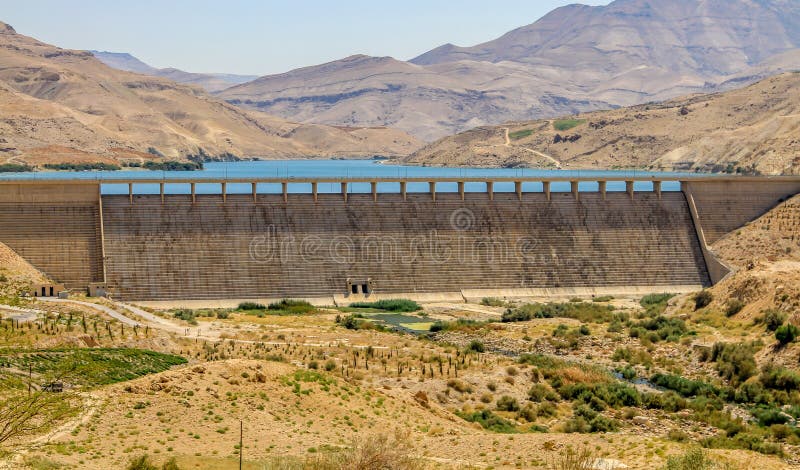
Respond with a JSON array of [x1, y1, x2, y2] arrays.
[[0, 22, 420, 167], [405, 72, 800, 175], [218, 0, 800, 141]]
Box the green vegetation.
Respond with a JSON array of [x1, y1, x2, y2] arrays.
[[775, 324, 799, 345], [235, 299, 315, 316], [508, 129, 533, 140], [136, 161, 203, 171], [236, 302, 265, 310], [663, 448, 731, 470], [429, 319, 489, 333], [480, 297, 508, 307], [629, 315, 692, 343], [724, 299, 745, 317], [640, 293, 675, 316], [336, 314, 376, 331], [502, 302, 615, 323], [268, 299, 315, 314], [348, 299, 421, 312], [126, 455, 181, 470], [173, 309, 198, 324], [758, 309, 787, 332], [694, 290, 714, 310], [455, 409, 518, 433], [710, 342, 758, 386], [0, 163, 33, 173], [553, 119, 586, 131], [43, 162, 121, 171], [0, 348, 186, 387], [650, 374, 720, 398]]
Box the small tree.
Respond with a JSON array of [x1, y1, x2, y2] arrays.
[[694, 290, 713, 310], [775, 324, 799, 345]]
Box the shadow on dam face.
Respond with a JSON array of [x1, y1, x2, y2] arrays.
[[0, 177, 798, 302]]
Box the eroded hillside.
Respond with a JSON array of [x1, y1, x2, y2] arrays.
[[406, 73, 800, 175], [0, 22, 420, 168]]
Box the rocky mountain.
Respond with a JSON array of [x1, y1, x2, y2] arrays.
[[91, 51, 258, 93], [218, 0, 800, 141], [404, 72, 800, 175], [0, 22, 420, 168]]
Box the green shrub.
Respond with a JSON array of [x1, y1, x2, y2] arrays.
[[528, 384, 558, 402], [725, 299, 746, 317], [631, 315, 690, 342], [237, 302, 266, 310], [775, 324, 799, 345], [496, 395, 520, 412], [324, 359, 336, 372], [650, 374, 719, 398], [502, 302, 614, 323], [618, 365, 636, 381], [480, 297, 506, 307], [759, 364, 800, 392], [592, 295, 614, 303], [760, 310, 786, 331], [44, 162, 121, 171], [161, 458, 181, 470], [447, 379, 473, 393], [142, 161, 202, 171], [0, 163, 34, 173], [537, 401, 557, 418], [566, 405, 618, 433], [268, 299, 315, 314], [640, 293, 675, 307], [173, 309, 197, 325], [662, 447, 718, 470], [455, 409, 517, 433], [559, 382, 641, 409], [467, 340, 485, 353], [338, 314, 366, 330], [751, 406, 790, 427], [711, 342, 758, 386], [126, 455, 157, 470], [429, 319, 488, 333], [349, 299, 421, 312], [694, 291, 713, 310]]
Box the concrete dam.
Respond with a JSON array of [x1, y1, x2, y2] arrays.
[[1, 176, 798, 302]]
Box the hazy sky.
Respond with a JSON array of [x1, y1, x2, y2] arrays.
[[2, 0, 609, 76]]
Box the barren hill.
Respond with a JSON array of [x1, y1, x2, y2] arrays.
[[218, 0, 800, 141], [0, 22, 420, 167], [90, 51, 258, 93], [404, 72, 800, 175]]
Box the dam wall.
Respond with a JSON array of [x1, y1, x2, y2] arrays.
[[0, 183, 103, 288], [683, 180, 800, 244], [0, 177, 797, 301], [101, 191, 709, 300]]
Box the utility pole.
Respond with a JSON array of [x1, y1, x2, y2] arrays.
[[239, 420, 243, 470]]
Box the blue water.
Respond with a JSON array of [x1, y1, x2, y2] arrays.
[[0, 159, 698, 194]]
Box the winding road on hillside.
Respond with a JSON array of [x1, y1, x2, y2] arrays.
[[503, 127, 563, 169]]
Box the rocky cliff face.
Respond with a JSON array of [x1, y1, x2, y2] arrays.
[[218, 0, 800, 141]]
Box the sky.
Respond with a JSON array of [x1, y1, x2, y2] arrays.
[[1, 0, 609, 76]]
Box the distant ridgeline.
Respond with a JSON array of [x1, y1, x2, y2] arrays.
[[0, 177, 798, 301]]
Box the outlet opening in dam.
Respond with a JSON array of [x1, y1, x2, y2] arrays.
[[1, 171, 799, 304]]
